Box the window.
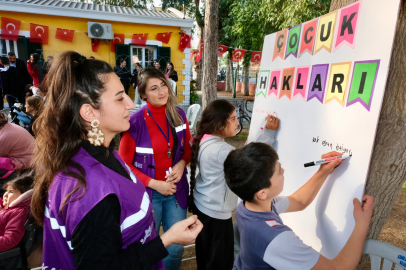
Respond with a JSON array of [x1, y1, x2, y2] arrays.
[[131, 46, 156, 69], [0, 39, 19, 58]]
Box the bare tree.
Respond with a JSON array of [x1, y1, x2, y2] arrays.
[[329, 0, 406, 268], [201, 0, 220, 108]]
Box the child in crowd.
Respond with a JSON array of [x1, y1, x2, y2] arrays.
[[224, 143, 374, 270], [25, 96, 43, 137], [189, 99, 279, 270], [0, 175, 33, 252]]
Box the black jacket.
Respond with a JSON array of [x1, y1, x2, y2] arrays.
[[1, 66, 26, 103], [167, 70, 178, 82], [14, 58, 33, 85], [114, 66, 131, 88], [131, 69, 139, 86]]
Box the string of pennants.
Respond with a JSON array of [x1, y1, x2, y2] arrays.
[[190, 39, 263, 66], [255, 58, 380, 111], [0, 17, 192, 53]]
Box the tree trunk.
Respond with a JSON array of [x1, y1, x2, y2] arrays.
[[329, 0, 406, 269], [195, 27, 204, 90], [226, 54, 234, 92], [243, 63, 250, 96], [201, 0, 220, 109]]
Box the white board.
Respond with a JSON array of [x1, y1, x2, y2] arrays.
[[248, 0, 401, 258]]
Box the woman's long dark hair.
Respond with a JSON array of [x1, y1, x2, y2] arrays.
[[165, 61, 175, 75], [31, 51, 114, 225], [188, 99, 236, 212], [30, 53, 40, 71]]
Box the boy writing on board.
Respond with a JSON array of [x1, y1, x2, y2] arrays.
[[224, 143, 374, 269]]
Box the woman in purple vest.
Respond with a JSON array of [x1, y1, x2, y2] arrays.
[[30, 51, 202, 270], [119, 67, 191, 270]]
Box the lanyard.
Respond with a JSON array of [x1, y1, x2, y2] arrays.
[[146, 105, 172, 158]]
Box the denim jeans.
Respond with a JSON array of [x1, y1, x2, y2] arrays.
[[152, 190, 187, 270]]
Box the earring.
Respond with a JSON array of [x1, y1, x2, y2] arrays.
[[87, 119, 104, 146]]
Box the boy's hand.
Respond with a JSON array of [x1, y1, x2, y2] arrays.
[[353, 195, 374, 228], [265, 115, 279, 131], [318, 151, 342, 176]]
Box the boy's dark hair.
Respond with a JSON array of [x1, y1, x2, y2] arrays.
[[224, 143, 279, 202], [1, 57, 9, 65], [3, 175, 34, 194]]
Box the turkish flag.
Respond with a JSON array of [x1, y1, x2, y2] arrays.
[[111, 33, 125, 52], [218, 45, 229, 57], [156, 32, 172, 44], [55, 28, 74, 42], [1, 17, 21, 41], [195, 51, 202, 63], [179, 32, 191, 52], [231, 49, 247, 62], [132, 34, 148, 47], [85, 32, 100, 52], [199, 39, 204, 53], [251, 51, 262, 65], [190, 51, 195, 61], [30, 23, 49, 44]]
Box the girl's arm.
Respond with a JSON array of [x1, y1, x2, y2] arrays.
[[254, 115, 279, 146], [0, 207, 29, 252]]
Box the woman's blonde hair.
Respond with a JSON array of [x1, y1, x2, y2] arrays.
[[137, 67, 183, 127]]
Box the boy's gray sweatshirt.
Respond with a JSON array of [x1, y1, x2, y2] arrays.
[[193, 129, 277, 219]]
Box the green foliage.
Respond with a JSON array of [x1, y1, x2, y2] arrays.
[[190, 79, 199, 104]]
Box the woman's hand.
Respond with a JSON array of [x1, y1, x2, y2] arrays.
[[148, 179, 177, 195], [166, 160, 186, 184], [318, 151, 343, 176], [265, 115, 279, 131], [161, 215, 203, 247]]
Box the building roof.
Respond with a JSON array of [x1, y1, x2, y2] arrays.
[[0, 0, 193, 28]]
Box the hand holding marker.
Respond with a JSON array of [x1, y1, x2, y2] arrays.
[[304, 153, 352, 167]]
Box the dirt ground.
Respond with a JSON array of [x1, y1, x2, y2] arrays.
[[177, 128, 406, 270]]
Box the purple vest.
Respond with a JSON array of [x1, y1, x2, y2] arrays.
[[42, 147, 164, 270], [127, 105, 189, 209]]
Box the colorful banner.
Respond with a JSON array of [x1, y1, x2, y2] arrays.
[[307, 64, 329, 103], [347, 60, 380, 111], [292, 66, 310, 100], [334, 1, 361, 51], [325, 62, 352, 106], [218, 45, 229, 57], [314, 11, 338, 54], [256, 70, 270, 98], [279, 68, 295, 99], [268, 70, 281, 98], [299, 19, 318, 57], [251, 51, 262, 66], [285, 25, 302, 59], [272, 29, 288, 61]]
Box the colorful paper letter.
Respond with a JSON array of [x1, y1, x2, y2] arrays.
[[334, 1, 361, 51], [346, 60, 380, 111], [256, 70, 270, 98], [272, 29, 288, 61], [299, 18, 318, 57], [314, 10, 338, 54], [279, 68, 295, 99], [268, 70, 281, 98], [285, 25, 302, 59], [293, 67, 310, 100], [325, 62, 352, 106], [307, 64, 329, 103]]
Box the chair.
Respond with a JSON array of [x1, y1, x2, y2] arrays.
[[186, 104, 201, 135], [363, 239, 406, 270], [0, 214, 43, 270]]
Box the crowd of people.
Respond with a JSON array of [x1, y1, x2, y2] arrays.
[[0, 51, 375, 270]]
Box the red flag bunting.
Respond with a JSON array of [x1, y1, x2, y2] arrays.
[[195, 50, 202, 63], [111, 33, 125, 52], [156, 32, 172, 44], [132, 34, 148, 47], [251, 51, 262, 65], [179, 32, 191, 52], [30, 23, 49, 44], [1, 17, 21, 41], [218, 45, 229, 57], [55, 28, 74, 42], [85, 32, 100, 53], [231, 49, 247, 62], [199, 39, 204, 53], [190, 51, 195, 61]]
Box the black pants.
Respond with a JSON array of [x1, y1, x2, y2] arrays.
[[193, 205, 234, 270]]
